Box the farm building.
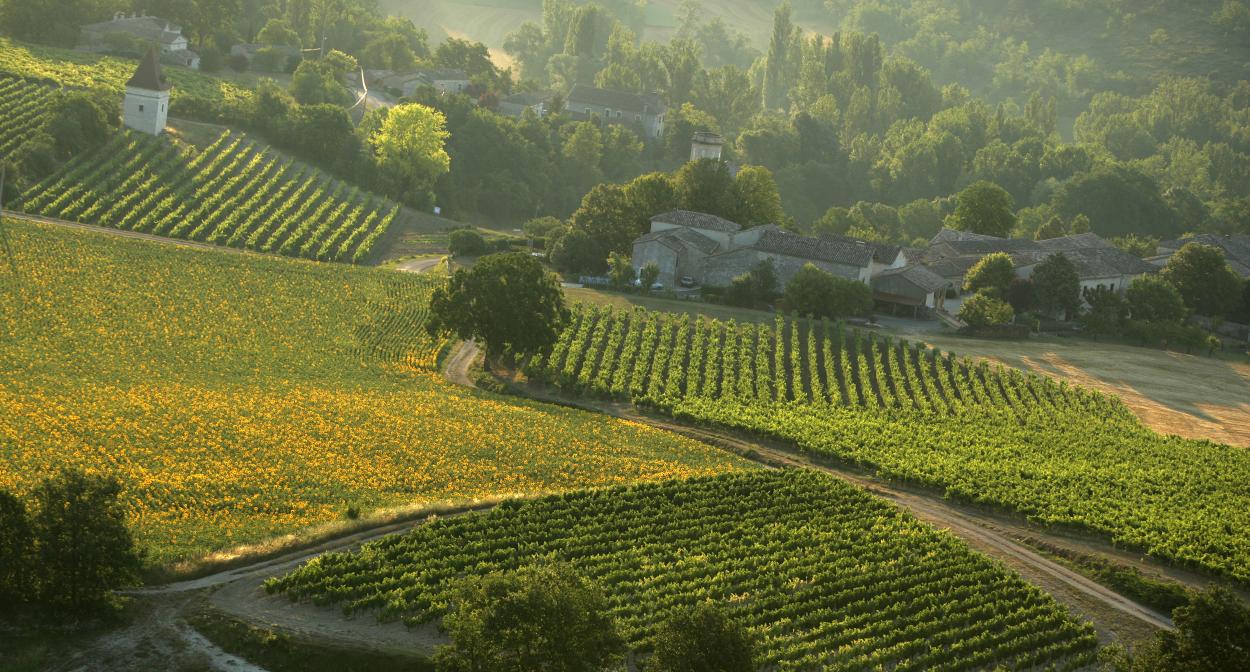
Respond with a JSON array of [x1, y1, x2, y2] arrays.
[[498, 90, 553, 117], [1151, 234, 1250, 278], [632, 210, 906, 291], [368, 69, 469, 97], [871, 265, 952, 316], [80, 13, 199, 69], [566, 84, 666, 138]]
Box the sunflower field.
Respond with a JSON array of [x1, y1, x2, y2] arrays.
[[0, 220, 749, 565]]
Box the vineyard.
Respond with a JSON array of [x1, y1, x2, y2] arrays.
[[0, 221, 748, 564], [17, 130, 401, 263], [529, 305, 1250, 583], [268, 470, 1100, 670], [0, 74, 54, 157], [0, 37, 252, 111]]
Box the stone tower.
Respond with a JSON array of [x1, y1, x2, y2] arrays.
[[124, 48, 170, 135], [690, 130, 724, 161]]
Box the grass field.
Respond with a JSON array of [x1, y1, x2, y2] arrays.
[[0, 220, 749, 566], [531, 304, 1250, 583], [270, 470, 1099, 669]]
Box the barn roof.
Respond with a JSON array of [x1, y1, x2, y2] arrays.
[[651, 210, 741, 233], [748, 228, 873, 267], [568, 84, 664, 113], [874, 264, 950, 293], [635, 228, 720, 255]]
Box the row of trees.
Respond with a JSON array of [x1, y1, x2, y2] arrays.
[[1, 470, 142, 621], [955, 243, 1249, 347]]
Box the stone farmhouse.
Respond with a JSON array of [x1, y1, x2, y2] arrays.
[[1151, 234, 1250, 278], [921, 229, 1157, 305], [566, 84, 665, 139], [498, 90, 553, 117], [632, 210, 954, 313], [80, 13, 199, 69], [367, 68, 470, 97]]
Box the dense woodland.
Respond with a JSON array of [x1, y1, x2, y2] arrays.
[[2, 0, 1248, 255]]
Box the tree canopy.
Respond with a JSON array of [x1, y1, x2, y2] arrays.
[[950, 182, 1016, 238], [367, 104, 451, 206], [647, 602, 756, 672], [1031, 253, 1082, 319], [963, 252, 1015, 296], [785, 264, 873, 319], [1162, 243, 1243, 317], [428, 253, 568, 359]]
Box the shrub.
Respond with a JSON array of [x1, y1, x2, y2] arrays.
[[647, 602, 755, 672], [959, 291, 1014, 327], [448, 229, 488, 257], [963, 252, 1014, 297], [785, 264, 873, 319], [1126, 275, 1186, 323]]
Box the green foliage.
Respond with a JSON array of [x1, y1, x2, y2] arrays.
[[1050, 164, 1179, 238], [30, 469, 142, 617], [269, 471, 1098, 670], [1007, 277, 1036, 314], [951, 181, 1015, 238], [448, 229, 488, 257], [674, 159, 736, 220], [1110, 234, 1159, 258], [1125, 275, 1186, 323], [290, 60, 353, 107], [647, 602, 756, 672], [1080, 286, 1129, 338], [367, 103, 451, 207], [784, 264, 872, 319], [731, 165, 785, 227], [959, 290, 1014, 327], [1032, 253, 1082, 319], [523, 216, 565, 244], [0, 490, 32, 618], [434, 563, 625, 672], [1118, 586, 1250, 672], [639, 262, 660, 292], [429, 252, 569, 358], [42, 89, 118, 160], [529, 303, 1250, 581], [963, 252, 1014, 296], [17, 130, 400, 263], [1162, 243, 1243, 317], [607, 252, 634, 288]]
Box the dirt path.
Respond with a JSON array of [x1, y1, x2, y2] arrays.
[[443, 340, 1183, 643]]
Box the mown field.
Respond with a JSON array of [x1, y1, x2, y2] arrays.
[[0, 221, 749, 565], [530, 305, 1250, 583], [17, 130, 401, 263], [270, 470, 1099, 670]]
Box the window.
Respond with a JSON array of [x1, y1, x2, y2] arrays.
[[138, 104, 145, 112], [635, 114, 641, 122]]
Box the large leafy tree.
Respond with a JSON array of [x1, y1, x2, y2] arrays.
[[1125, 275, 1186, 323], [1031, 253, 1082, 319], [1118, 586, 1250, 671], [950, 181, 1015, 238], [732, 165, 786, 227], [784, 264, 872, 319], [1162, 243, 1242, 317], [428, 253, 568, 360], [647, 602, 756, 672], [1050, 164, 1181, 238], [368, 103, 451, 207], [434, 563, 624, 672], [31, 470, 142, 616], [674, 158, 736, 219], [963, 252, 1015, 297]]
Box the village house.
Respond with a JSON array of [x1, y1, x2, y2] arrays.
[[566, 84, 666, 139], [632, 210, 912, 295], [871, 265, 951, 316], [367, 68, 470, 97], [498, 90, 553, 117], [1151, 234, 1250, 278], [920, 228, 1157, 309], [80, 13, 199, 69]]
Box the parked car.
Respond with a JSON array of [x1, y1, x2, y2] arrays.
[[650, 282, 664, 291], [679, 276, 696, 288]]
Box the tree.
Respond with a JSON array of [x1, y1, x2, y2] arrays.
[[959, 291, 1014, 327], [550, 228, 607, 275], [723, 260, 776, 308], [31, 470, 142, 616], [625, 172, 679, 233], [1034, 216, 1067, 240], [1117, 586, 1250, 671], [568, 184, 637, 258], [0, 491, 32, 618], [1080, 286, 1128, 338], [1125, 275, 1186, 323], [43, 90, 119, 160], [950, 181, 1015, 238], [785, 264, 872, 319], [607, 252, 634, 289], [290, 59, 352, 106], [732, 165, 785, 227], [640, 263, 661, 292], [647, 602, 756, 672], [448, 229, 489, 257], [1049, 164, 1180, 238], [1007, 278, 1036, 314], [257, 18, 302, 48], [368, 103, 451, 206], [524, 216, 565, 245], [434, 563, 625, 672], [1032, 253, 1083, 319], [963, 253, 1015, 297], [1162, 243, 1243, 317], [674, 159, 736, 220], [427, 253, 568, 360]]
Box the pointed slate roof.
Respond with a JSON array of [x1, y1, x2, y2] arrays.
[[127, 48, 170, 92]]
